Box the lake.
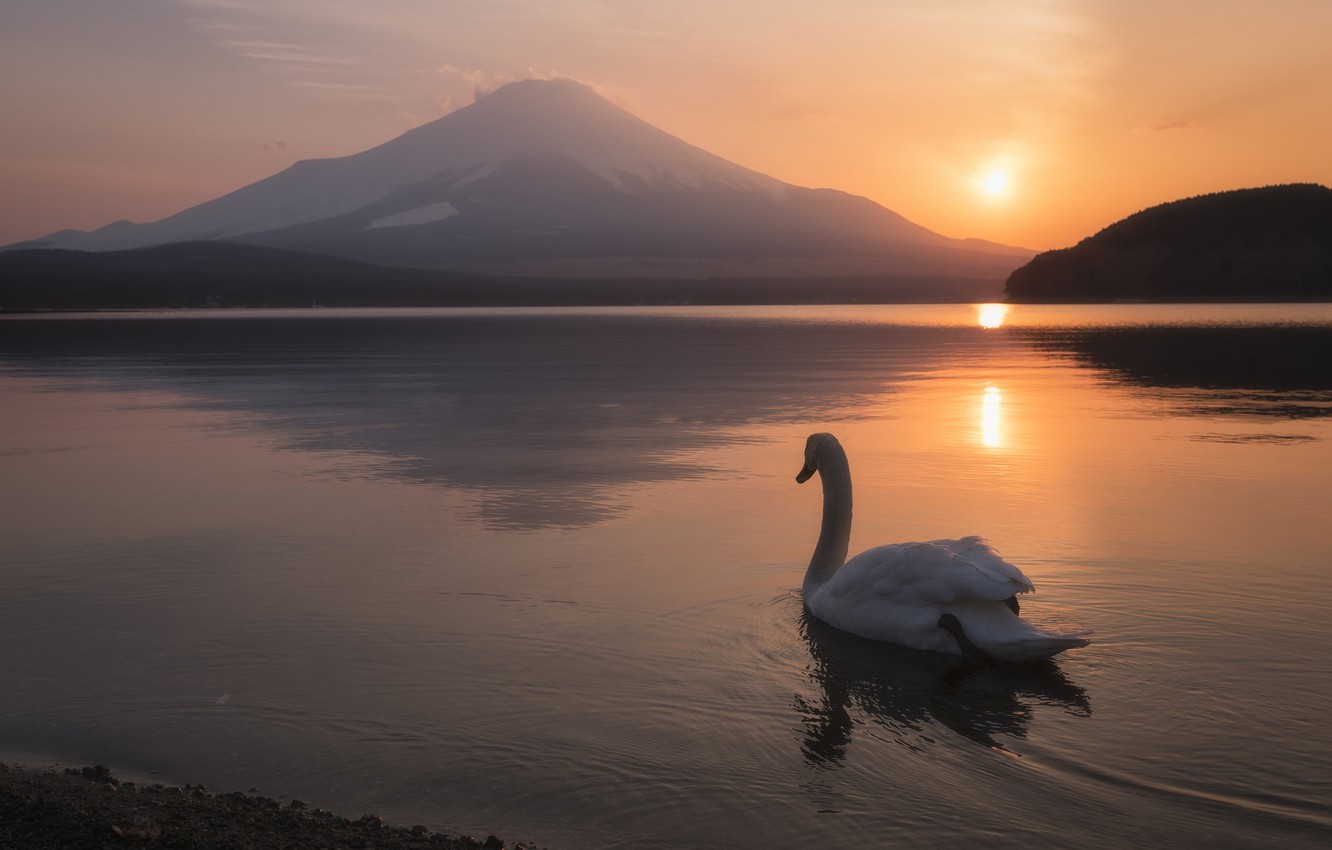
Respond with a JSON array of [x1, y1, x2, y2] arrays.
[[1, 304, 1330, 849]]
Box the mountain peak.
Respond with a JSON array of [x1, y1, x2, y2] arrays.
[[378, 76, 785, 197], [474, 76, 602, 104]]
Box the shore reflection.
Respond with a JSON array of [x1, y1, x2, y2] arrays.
[[1018, 324, 1332, 418]]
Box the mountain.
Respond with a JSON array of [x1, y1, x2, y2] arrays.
[[1005, 184, 1332, 302], [11, 79, 1028, 282]]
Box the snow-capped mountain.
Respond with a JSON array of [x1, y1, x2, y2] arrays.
[[16, 79, 1029, 277]]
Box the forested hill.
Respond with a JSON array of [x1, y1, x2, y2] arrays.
[[0, 241, 1002, 310], [1005, 184, 1332, 302]]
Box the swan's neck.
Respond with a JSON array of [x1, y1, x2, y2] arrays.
[[806, 446, 852, 594]]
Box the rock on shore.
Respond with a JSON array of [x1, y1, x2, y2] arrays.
[[0, 762, 536, 850]]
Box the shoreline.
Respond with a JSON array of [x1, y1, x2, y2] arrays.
[[0, 761, 538, 850]]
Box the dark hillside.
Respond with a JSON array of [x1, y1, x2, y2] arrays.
[[1005, 184, 1332, 302]]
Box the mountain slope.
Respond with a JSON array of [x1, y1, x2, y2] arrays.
[[13, 79, 1029, 279]]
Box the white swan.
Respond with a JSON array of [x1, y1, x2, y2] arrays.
[[796, 432, 1090, 662]]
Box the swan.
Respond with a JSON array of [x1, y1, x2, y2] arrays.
[[796, 432, 1090, 662]]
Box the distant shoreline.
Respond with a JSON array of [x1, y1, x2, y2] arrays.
[[5, 295, 1332, 316], [0, 241, 1017, 311], [1005, 295, 1332, 304]]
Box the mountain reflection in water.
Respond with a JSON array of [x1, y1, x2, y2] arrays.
[[0, 314, 990, 529], [5, 313, 1332, 529]]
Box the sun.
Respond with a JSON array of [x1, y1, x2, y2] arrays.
[[980, 169, 1009, 196]]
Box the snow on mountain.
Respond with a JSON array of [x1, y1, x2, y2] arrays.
[[364, 202, 459, 230], [14, 79, 1029, 276]]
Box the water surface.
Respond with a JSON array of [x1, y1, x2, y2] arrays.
[[2, 304, 1330, 848]]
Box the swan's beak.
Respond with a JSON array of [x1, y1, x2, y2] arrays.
[[796, 463, 815, 484]]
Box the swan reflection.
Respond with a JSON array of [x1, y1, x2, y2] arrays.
[[981, 385, 1002, 447], [794, 610, 1090, 764]]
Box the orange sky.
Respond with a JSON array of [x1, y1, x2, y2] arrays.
[[2, 1, 1330, 251]]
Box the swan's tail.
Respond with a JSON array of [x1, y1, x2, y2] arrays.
[[994, 629, 1092, 662], [947, 600, 1091, 662]]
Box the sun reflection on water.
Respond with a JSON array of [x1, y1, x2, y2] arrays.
[[977, 303, 1009, 329], [982, 386, 1002, 447]]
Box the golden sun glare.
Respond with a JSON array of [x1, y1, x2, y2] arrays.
[[981, 170, 1009, 196], [976, 303, 1009, 328], [981, 386, 1002, 448]]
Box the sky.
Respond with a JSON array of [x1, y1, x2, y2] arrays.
[[2, 0, 1330, 251]]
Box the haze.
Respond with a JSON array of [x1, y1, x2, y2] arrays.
[[2, 0, 1330, 251]]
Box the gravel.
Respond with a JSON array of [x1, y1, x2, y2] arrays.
[[0, 762, 541, 850]]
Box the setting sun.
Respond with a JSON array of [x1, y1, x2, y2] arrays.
[[981, 170, 1010, 197]]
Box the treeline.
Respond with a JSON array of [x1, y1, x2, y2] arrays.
[[0, 241, 1001, 309], [1005, 184, 1332, 302]]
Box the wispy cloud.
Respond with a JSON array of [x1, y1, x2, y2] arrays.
[[904, 1, 1112, 108], [223, 39, 366, 70], [177, 0, 403, 99], [437, 65, 568, 103], [1132, 116, 1202, 135]]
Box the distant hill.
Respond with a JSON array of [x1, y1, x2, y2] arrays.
[[6, 79, 1029, 285], [0, 242, 1005, 310], [1005, 184, 1332, 302]]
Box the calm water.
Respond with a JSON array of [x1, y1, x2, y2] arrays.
[[2, 304, 1330, 849]]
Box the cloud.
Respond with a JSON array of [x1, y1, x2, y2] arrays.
[[222, 39, 366, 70], [261, 139, 287, 151], [1128, 67, 1317, 136], [1132, 116, 1203, 135], [436, 65, 568, 107], [179, 1, 403, 100], [1151, 117, 1198, 132]]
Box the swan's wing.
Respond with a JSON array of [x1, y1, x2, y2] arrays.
[[828, 535, 1033, 606], [935, 535, 1035, 595]]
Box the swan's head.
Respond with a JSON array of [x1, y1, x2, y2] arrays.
[[796, 432, 840, 483]]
